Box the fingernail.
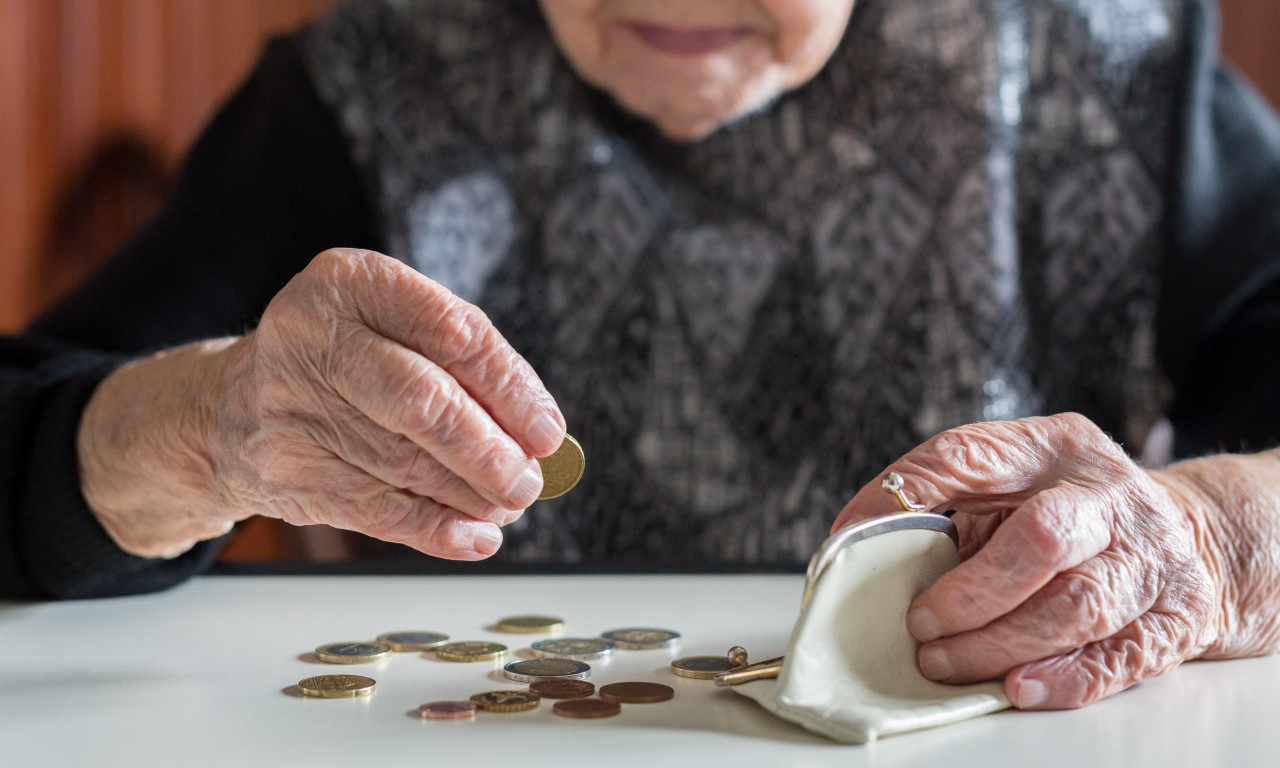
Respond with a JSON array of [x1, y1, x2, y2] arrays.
[[919, 647, 953, 680], [507, 466, 543, 508], [527, 413, 562, 453], [1015, 678, 1047, 708], [908, 607, 943, 641], [471, 525, 503, 557]]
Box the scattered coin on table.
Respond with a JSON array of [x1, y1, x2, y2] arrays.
[[495, 615, 565, 634], [377, 631, 450, 652], [552, 698, 621, 719], [600, 628, 681, 650], [503, 658, 592, 683], [470, 690, 541, 712], [418, 701, 477, 720], [314, 641, 392, 664], [536, 434, 585, 500], [435, 641, 509, 662], [670, 655, 737, 679], [531, 637, 615, 660], [298, 674, 376, 698], [598, 682, 675, 704], [529, 679, 595, 699]]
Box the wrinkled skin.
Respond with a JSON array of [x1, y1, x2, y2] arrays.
[[79, 249, 565, 560], [832, 413, 1280, 710]]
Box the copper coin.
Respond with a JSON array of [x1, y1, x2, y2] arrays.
[[552, 698, 622, 719], [598, 682, 675, 704], [418, 701, 477, 720], [529, 679, 595, 699]]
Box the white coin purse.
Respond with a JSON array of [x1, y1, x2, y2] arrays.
[[729, 500, 1011, 743]]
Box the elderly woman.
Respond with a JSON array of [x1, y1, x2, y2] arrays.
[[2, 0, 1279, 712]]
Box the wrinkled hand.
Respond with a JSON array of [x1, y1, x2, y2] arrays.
[[81, 249, 564, 560], [831, 413, 1224, 710]]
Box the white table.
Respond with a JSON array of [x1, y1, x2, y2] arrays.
[[1, 574, 1273, 767]]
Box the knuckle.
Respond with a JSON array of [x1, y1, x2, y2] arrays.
[[1050, 572, 1110, 638], [424, 296, 500, 367], [362, 488, 416, 535], [1014, 504, 1073, 566]]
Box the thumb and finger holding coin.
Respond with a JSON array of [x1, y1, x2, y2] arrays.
[[231, 250, 585, 560]]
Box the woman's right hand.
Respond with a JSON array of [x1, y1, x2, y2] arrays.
[[78, 248, 565, 560]]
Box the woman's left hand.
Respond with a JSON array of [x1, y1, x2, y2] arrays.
[[830, 412, 1226, 710]]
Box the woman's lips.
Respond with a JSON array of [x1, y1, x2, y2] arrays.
[[623, 22, 751, 55]]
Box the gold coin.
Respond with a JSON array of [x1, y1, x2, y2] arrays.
[[298, 674, 376, 698], [495, 615, 565, 634], [670, 655, 736, 680], [314, 642, 392, 664], [536, 434, 584, 500], [469, 690, 541, 712], [434, 641, 509, 662]]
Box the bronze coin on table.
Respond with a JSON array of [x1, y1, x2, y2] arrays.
[[470, 690, 541, 713], [434, 641, 508, 662], [552, 698, 622, 719], [598, 682, 675, 704], [495, 615, 565, 634], [536, 434, 584, 500], [297, 674, 376, 698], [671, 655, 736, 680], [529, 679, 595, 699], [418, 701, 477, 720]]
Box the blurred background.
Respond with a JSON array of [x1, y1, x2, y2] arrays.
[[1, 0, 1278, 562]]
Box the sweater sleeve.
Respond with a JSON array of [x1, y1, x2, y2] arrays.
[[0, 36, 379, 599], [1161, 1, 1280, 457]]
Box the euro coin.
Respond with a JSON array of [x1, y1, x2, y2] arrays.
[[314, 642, 392, 664], [377, 631, 449, 652], [671, 655, 736, 679], [552, 698, 621, 719], [598, 682, 674, 704], [495, 615, 564, 634], [530, 637, 615, 660], [600, 628, 681, 650], [529, 680, 595, 699], [418, 701, 477, 720], [536, 434, 584, 500], [298, 674, 376, 698], [503, 658, 591, 683], [470, 690, 540, 712], [435, 641, 508, 662]]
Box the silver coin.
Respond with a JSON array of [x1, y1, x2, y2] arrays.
[[376, 631, 450, 651], [502, 658, 592, 683], [314, 642, 392, 664], [530, 637, 616, 660], [600, 628, 681, 650]]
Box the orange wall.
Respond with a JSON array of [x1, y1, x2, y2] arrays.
[[0, 0, 339, 332], [3, 1, 1279, 334]]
